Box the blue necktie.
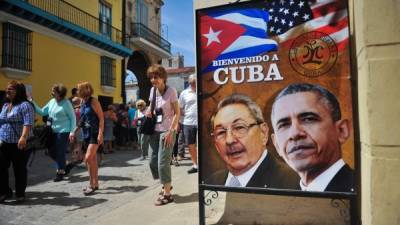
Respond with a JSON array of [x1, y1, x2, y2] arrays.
[[228, 176, 241, 187]]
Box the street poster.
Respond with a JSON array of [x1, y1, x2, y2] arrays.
[[197, 0, 356, 194]]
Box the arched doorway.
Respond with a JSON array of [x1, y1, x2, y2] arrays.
[[127, 51, 151, 103]]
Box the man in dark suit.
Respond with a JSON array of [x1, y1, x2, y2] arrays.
[[207, 94, 298, 189], [271, 83, 354, 192]]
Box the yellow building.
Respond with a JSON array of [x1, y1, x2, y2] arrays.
[[0, 0, 132, 111]]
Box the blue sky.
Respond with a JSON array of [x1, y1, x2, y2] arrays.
[[162, 0, 195, 67]]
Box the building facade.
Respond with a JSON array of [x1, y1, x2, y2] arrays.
[[0, 0, 132, 112], [166, 67, 195, 95], [125, 0, 171, 103], [161, 53, 184, 69]]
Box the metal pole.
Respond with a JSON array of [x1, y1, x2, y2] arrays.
[[199, 186, 206, 225]]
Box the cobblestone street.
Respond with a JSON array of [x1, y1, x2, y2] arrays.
[[0, 147, 198, 225]]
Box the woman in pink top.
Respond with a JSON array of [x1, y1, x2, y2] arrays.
[[146, 64, 180, 206]]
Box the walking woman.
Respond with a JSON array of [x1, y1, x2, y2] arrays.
[[32, 83, 76, 182], [103, 104, 117, 154], [146, 64, 180, 206], [0, 81, 35, 203], [135, 99, 149, 160], [74, 82, 104, 195], [69, 97, 84, 166]]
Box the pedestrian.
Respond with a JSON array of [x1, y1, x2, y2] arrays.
[[179, 74, 198, 174], [67, 97, 84, 171], [31, 83, 76, 182], [68, 87, 78, 102], [103, 104, 117, 154], [171, 105, 185, 167], [0, 81, 35, 203], [74, 82, 104, 195], [115, 104, 128, 149], [176, 123, 186, 160], [135, 99, 149, 160], [127, 103, 138, 148], [146, 64, 180, 206]]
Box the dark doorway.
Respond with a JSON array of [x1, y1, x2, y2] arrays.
[[127, 51, 151, 104], [0, 91, 5, 109], [98, 95, 113, 111]]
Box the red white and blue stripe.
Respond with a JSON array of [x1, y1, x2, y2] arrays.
[[200, 8, 278, 72]]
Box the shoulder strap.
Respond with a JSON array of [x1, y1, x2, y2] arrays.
[[150, 87, 157, 112]]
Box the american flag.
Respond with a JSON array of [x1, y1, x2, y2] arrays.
[[266, 0, 348, 50]]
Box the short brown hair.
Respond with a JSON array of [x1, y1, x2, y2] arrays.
[[52, 83, 67, 99], [77, 82, 93, 99], [147, 64, 167, 83]]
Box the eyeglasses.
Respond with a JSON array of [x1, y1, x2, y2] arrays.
[[212, 122, 262, 141]]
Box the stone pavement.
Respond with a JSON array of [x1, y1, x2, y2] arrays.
[[0, 147, 199, 225]]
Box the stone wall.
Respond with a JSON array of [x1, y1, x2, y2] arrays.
[[353, 0, 400, 224]]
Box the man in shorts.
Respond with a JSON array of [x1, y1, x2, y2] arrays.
[[179, 74, 198, 174]]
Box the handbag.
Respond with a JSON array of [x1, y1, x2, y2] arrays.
[[38, 124, 53, 149], [139, 87, 157, 135]]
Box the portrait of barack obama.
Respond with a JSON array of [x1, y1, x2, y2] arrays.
[[271, 83, 355, 193]]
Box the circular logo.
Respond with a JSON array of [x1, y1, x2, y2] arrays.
[[289, 31, 338, 77]]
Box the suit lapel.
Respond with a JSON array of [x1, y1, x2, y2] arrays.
[[246, 153, 274, 187], [325, 164, 354, 192]]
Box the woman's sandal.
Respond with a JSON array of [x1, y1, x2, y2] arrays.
[[83, 186, 99, 196], [154, 194, 174, 206]]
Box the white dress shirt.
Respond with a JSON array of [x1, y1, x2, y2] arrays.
[[300, 159, 346, 192], [225, 150, 268, 187]]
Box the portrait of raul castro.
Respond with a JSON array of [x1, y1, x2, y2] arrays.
[[206, 93, 299, 189]]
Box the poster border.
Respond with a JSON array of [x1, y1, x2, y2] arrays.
[[195, 0, 360, 224]]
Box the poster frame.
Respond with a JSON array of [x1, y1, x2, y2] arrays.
[[195, 0, 360, 224]]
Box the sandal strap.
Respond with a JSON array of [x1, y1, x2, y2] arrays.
[[155, 194, 174, 206]]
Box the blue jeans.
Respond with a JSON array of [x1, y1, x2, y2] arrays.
[[149, 131, 176, 184], [48, 132, 69, 170]]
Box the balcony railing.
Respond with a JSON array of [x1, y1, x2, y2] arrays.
[[23, 0, 123, 45], [130, 23, 171, 53]]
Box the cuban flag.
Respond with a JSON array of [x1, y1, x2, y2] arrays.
[[200, 8, 278, 72]]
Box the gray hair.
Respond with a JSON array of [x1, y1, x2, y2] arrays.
[[188, 74, 196, 83], [211, 93, 264, 128], [271, 83, 341, 122]]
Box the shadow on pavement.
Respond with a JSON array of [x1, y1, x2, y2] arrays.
[[173, 192, 198, 204], [101, 162, 143, 168], [1, 191, 107, 211], [66, 175, 133, 183], [101, 185, 148, 194], [176, 162, 194, 167]]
